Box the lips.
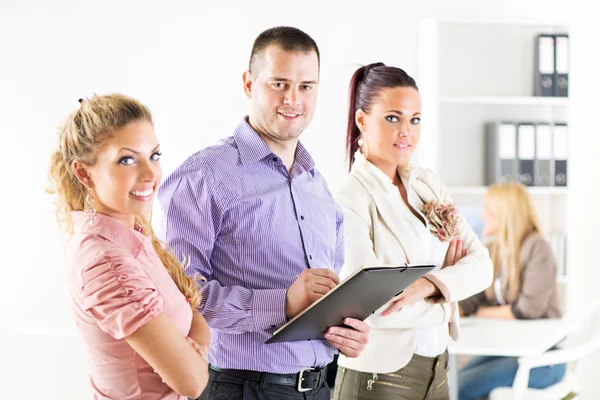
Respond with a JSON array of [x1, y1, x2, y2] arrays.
[[130, 188, 153, 197], [129, 185, 155, 201], [277, 111, 303, 120], [394, 143, 411, 150]]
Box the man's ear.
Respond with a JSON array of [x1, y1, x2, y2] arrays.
[[72, 160, 94, 190], [242, 70, 253, 99]]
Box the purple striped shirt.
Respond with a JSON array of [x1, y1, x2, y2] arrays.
[[157, 117, 344, 373]]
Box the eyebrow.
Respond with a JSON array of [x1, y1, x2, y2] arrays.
[[270, 77, 319, 85], [118, 144, 160, 154], [385, 110, 422, 116]]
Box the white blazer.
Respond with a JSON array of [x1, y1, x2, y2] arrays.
[[336, 152, 493, 373]]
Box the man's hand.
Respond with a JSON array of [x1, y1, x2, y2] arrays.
[[285, 268, 339, 318], [324, 318, 370, 358], [381, 277, 439, 316]]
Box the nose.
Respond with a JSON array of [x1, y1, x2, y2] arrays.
[[139, 159, 159, 183], [283, 87, 299, 107], [398, 119, 410, 137]]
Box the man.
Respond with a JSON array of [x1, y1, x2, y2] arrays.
[[158, 26, 369, 400]]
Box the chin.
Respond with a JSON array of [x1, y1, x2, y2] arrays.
[[277, 129, 303, 140], [129, 205, 153, 218]]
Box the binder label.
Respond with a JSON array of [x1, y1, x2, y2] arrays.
[[499, 124, 516, 158], [518, 125, 536, 159], [553, 125, 568, 160], [536, 125, 552, 159], [539, 36, 555, 74], [556, 37, 569, 74]]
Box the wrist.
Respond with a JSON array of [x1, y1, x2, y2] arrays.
[[285, 292, 292, 319], [422, 277, 439, 297]]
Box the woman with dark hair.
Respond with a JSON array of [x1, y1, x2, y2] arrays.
[[332, 63, 493, 400]]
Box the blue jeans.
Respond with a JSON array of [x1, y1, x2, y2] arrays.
[[458, 355, 567, 400]]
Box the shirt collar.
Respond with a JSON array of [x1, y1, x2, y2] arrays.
[[352, 150, 417, 193], [234, 116, 315, 177], [292, 141, 316, 177], [234, 117, 273, 165], [70, 211, 150, 256]]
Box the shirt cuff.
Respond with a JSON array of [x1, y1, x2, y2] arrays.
[[424, 273, 452, 303], [252, 288, 288, 331]]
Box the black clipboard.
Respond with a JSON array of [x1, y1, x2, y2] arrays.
[[265, 264, 436, 344]]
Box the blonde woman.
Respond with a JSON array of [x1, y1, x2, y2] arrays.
[[458, 182, 566, 399], [48, 94, 210, 399], [333, 63, 493, 400]]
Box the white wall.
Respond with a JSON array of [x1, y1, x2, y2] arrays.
[[1, 0, 597, 398]]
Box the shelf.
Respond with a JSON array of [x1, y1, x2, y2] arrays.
[[448, 186, 568, 195], [439, 96, 569, 106]]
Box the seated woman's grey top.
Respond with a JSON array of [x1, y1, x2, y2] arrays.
[[460, 232, 561, 319]]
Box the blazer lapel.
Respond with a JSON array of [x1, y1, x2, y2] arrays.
[[350, 162, 420, 264]]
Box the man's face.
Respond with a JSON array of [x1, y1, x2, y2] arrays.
[[244, 45, 319, 142]]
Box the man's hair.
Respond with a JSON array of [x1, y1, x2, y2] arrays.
[[249, 26, 320, 73]]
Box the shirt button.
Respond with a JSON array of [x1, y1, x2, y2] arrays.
[[272, 156, 278, 162], [309, 255, 313, 260], [300, 215, 305, 220]]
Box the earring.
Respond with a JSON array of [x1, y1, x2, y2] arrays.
[[357, 136, 364, 147], [85, 191, 97, 226]]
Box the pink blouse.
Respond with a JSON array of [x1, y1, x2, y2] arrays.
[[65, 211, 192, 400]]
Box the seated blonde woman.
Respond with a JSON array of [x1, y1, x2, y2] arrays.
[[458, 182, 566, 400]]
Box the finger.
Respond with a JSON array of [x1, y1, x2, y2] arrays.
[[326, 338, 366, 358], [382, 299, 406, 316], [310, 276, 338, 291], [325, 331, 366, 351], [446, 240, 457, 267], [308, 291, 325, 304], [333, 345, 362, 358], [306, 268, 340, 284], [326, 325, 369, 341], [199, 346, 210, 362], [340, 318, 370, 333], [186, 337, 199, 348], [186, 338, 202, 353], [454, 240, 463, 265], [390, 291, 407, 302], [442, 239, 455, 268], [307, 282, 334, 296]]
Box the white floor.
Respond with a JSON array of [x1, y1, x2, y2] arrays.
[[1, 333, 91, 398], [2, 333, 599, 399]]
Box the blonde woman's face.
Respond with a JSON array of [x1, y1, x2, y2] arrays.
[[86, 120, 162, 228], [482, 201, 499, 238], [358, 87, 421, 178]]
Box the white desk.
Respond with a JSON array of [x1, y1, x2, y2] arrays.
[[447, 317, 578, 400]]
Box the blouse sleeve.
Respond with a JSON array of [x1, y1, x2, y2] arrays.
[[79, 252, 164, 339]]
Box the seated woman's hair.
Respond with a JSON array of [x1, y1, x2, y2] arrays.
[[485, 182, 541, 302]]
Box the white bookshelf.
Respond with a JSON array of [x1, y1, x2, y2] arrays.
[[417, 18, 572, 311], [448, 186, 568, 196], [439, 96, 569, 106]]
